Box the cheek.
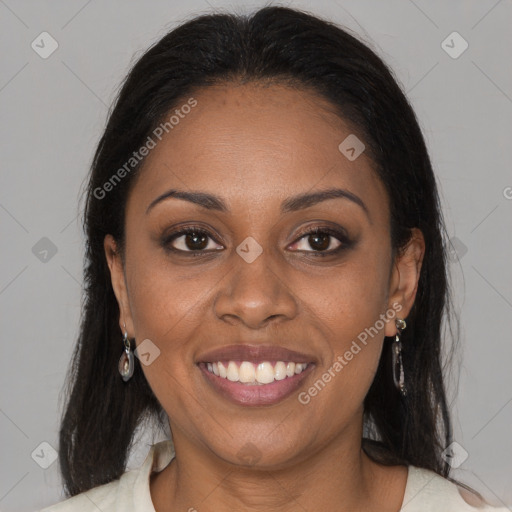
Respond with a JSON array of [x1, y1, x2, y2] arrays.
[[298, 245, 391, 399], [304, 244, 391, 342], [123, 252, 204, 379], [127, 247, 212, 339], [124, 229, 391, 412]]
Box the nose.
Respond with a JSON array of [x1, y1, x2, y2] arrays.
[[213, 247, 299, 330]]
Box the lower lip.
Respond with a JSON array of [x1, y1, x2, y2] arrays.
[[198, 363, 314, 406]]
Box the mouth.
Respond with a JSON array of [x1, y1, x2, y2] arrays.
[[196, 345, 316, 406]]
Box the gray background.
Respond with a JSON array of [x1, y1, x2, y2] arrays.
[[1, 0, 511, 510]]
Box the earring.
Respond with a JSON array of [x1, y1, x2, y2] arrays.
[[392, 318, 407, 397], [118, 330, 134, 382]]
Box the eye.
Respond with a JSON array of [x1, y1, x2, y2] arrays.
[[163, 226, 223, 254], [289, 227, 350, 255], [161, 225, 352, 257]]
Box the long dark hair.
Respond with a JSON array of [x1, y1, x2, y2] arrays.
[[59, 5, 461, 497]]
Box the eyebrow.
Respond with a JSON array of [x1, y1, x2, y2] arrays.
[[145, 187, 370, 218]]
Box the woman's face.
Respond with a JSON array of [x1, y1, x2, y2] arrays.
[[106, 82, 424, 468]]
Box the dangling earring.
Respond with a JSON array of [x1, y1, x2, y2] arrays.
[[118, 330, 134, 382], [392, 318, 407, 397]]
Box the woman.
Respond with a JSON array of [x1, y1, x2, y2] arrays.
[[41, 6, 508, 511]]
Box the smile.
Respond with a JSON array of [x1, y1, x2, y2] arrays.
[[204, 360, 309, 385], [196, 344, 316, 406], [197, 360, 314, 406]]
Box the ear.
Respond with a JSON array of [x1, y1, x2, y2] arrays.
[[104, 234, 135, 337], [384, 228, 425, 337]]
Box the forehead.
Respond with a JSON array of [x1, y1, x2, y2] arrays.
[[127, 82, 387, 219]]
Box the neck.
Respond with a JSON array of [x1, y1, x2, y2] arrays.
[[150, 419, 407, 512]]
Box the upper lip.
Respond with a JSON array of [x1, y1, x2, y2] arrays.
[[196, 344, 317, 364]]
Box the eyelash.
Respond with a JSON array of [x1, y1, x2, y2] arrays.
[[161, 225, 352, 258]]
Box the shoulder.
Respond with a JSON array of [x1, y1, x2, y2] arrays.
[[38, 475, 128, 512], [402, 465, 509, 511], [39, 440, 175, 512]]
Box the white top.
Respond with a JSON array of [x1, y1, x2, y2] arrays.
[[40, 440, 509, 511]]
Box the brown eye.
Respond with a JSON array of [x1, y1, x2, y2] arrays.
[[289, 227, 351, 255], [305, 232, 335, 251], [164, 227, 223, 253]]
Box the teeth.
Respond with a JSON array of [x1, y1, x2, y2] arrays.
[[204, 360, 308, 384], [217, 361, 227, 378], [227, 361, 239, 382], [274, 361, 287, 381], [256, 362, 274, 384], [239, 361, 255, 383]]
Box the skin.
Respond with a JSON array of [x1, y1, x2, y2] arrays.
[[104, 82, 425, 512]]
